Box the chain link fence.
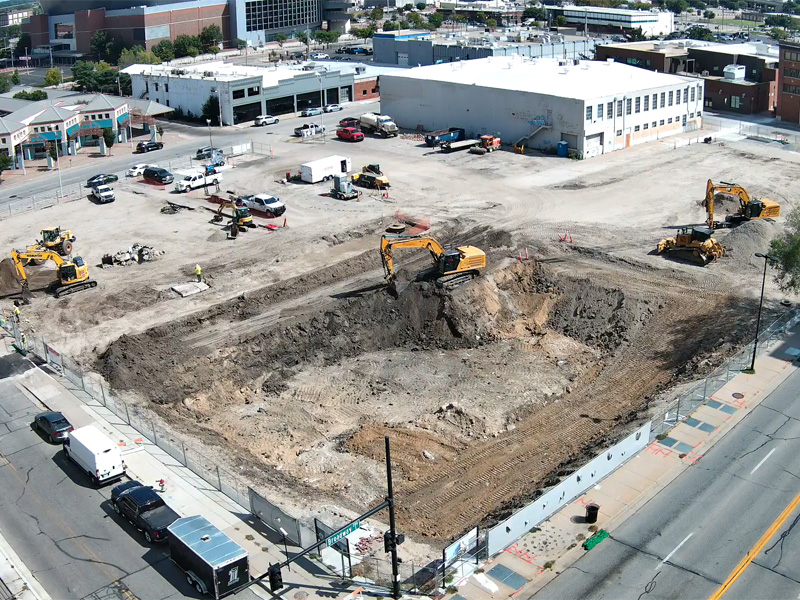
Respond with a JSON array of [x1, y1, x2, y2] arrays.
[[739, 123, 800, 145], [651, 309, 800, 438], [350, 555, 438, 594]]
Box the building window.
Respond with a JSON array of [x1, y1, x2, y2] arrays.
[[616, 100, 622, 117], [676, 91, 681, 105], [652, 121, 657, 127], [635, 97, 640, 113], [607, 101, 613, 118], [1, 138, 5, 144], [245, 0, 323, 33], [660, 92, 665, 108], [586, 105, 592, 121], [683, 88, 688, 103], [165, 84, 169, 92], [668, 117, 673, 123], [731, 95, 741, 108], [785, 67, 800, 79], [616, 129, 622, 136], [697, 84, 702, 98], [105, 113, 109, 119], [643, 123, 649, 130], [784, 83, 800, 95], [785, 50, 800, 61], [597, 103, 603, 119], [626, 98, 632, 115], [690, 112, 695, 118], [682, 115, 687, 125], [363, 89, 367, 95], [644, 95, 649, 111], [660, 119, 665, 125], [634, 125, 640, 131], [248, 86, 260, 96], [155, 83, 159, 91], [166, 99, 170, 106], [668, 91, 674, 106], [233, 89, 245, 99], [691, 87, 695, 102]]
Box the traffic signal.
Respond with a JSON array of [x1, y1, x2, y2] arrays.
[[268, 563, 283, 591], [384, 530, 396, 553]]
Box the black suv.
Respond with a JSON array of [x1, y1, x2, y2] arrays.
[[137, 141, 164, 153], [143, 166, 174, 184], [111, 480, 179, 543]]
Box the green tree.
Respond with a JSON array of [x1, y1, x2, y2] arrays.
[[90, 30, 111, 59], [770, 208, 800, 291], [152, 40, 175, 62], [200, 24, 223, 49], [48, 142, 57, 161], [666, 0, 689, 13], [102, 128, 116, 148], [404, 3, 414, 9], [0, 154, 12, 175], [295, 31, 308, 43], [428, 12, 444, 27], [771, 26, 790, 39], [475, 11, 487, 22], [202, 95, 220, 125], [382, 20, 400, 30], [685, 24, 715, 39], [704, 9, 716, 18], [0, 74, 11, 94], [13, 90, 47, 100], [10, 69, 19, 85], [486, 17, 498, 27], [276, 33, 288, 41], [407, 11, 425, 26], [313, 30, 341, 43], [351, 26, 376, 38], [369, 7, 384, 21], [765, 13, 797, 28], [554, 15, 568, 26], [118, 46, 161, 68], [455, 13, 467, 23], [119, 72, 132, 95], [174, 34, 202, 58], [6, 24, 20, 38], [416, 2, 427, 9], [523, 6, 547, 19]]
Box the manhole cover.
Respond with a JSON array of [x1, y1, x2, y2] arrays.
[[294, 592, 309, 600], [732, 392, 744, 399]]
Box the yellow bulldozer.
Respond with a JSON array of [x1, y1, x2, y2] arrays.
[[657, 226, 725, 266], [380, 234, 486, 292], [25, 227, 76, 264], [705, 179, 781, 229], [11, 248, 96, 299]]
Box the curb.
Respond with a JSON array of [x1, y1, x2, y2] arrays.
[[0, 527, 52, 600]]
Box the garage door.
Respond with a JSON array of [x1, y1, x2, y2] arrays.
[[397, 52, 409, 66], [584, 133, 604, 158]]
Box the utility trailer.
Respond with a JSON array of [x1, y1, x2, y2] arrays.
[[299, 156, 351, 184], [168, 515, 250, 598], [440, 139, 481, 153]]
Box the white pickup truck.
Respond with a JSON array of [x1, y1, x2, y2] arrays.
[[239, 193, 286, 217], [92, 184, 115, 204], [174, 170, 222, 193]]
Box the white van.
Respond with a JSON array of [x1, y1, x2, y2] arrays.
[[64, 425, 126, 486]]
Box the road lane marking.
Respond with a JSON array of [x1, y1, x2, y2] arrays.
[[709, 489, 800, 600], [750, 448, 776, 475], [657, 532, 694, 569]]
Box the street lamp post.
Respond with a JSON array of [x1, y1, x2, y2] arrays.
[[316, 73, 325, 143], [749, 252, 778, 373], [206, 118, 213, 148]]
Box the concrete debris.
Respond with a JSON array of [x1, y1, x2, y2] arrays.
[[171, 282, 210, 297], [102, 243, 165, 268], [422, 450, 435, 460]]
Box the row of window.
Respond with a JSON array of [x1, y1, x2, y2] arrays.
[[232, 86, 262, 100], [785, 67, 800, 79], [612, 113, 696, 136], [585, 85, 700, 122], [784, 50, 800, 63], [784, 83, 800, 95], [245, 0, 322, 32]]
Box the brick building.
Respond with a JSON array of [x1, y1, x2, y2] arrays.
[[777, 41, 800, 123]]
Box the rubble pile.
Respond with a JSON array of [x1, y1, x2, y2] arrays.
[[102, 243, 165, 268]]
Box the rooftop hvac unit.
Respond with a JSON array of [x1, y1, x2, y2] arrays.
[[723, 64, 745, 80], [701, 69, 709, 76], [203, 71, 215, 77], [573, 58, 580, 65], [677, 41, 686, 48]]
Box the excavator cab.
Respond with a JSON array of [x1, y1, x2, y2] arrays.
[[740, 199, 766, 219], [58, 256, 88, 285], [440, 250, 462, 274]]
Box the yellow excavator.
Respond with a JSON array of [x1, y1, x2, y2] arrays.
[[705, 179, 781, 229], [11, 248, 96, 299], [210, 195, 255, 231], [380, 234, 486, 292], [657, 226, 725, 266]]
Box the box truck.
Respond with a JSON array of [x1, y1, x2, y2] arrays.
[[168, 515, 250, 598], [299, 156, 351, 184], [63, 425, 126, 486]]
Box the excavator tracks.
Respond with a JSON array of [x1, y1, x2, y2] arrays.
[[54, 279, 97, 298]]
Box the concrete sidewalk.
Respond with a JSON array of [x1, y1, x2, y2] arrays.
[[3, 334, 357, 600], [447, 329, 800, 600]]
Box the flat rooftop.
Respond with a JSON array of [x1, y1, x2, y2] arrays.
[[381, 56, 695, 100], [122, 61, 348, 86], [600, 39, 713, 56], [549, 4, 661, 15], [694, 42, 779, 60]]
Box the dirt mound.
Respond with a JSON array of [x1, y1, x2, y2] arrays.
[[0, 258, 20, 296], [722, 219, 782, 269], [0, 258, 57, 298]]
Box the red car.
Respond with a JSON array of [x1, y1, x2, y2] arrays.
[[337, 127, 364, 142]]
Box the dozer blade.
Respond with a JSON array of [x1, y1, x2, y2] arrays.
[[665, 248, 711, 266]]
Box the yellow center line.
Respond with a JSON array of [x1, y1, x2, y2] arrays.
[[709, 488, 800, 600]]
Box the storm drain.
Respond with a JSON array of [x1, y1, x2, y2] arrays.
[[487, 564, 529, 590]]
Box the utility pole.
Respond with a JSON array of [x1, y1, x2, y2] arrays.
[[385, 436, 401, 600]]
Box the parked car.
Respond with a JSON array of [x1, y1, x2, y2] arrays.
[[143, 166, 174, 184], [92, 184, 116, 204], [126, 163, 156, 177], [350, 47, 368, 55], [111, 480, 180, 544], [337, 127, 364, 142], [339, 117, 360, 129], [301, 107, 323, 117], [294, 123, 325, 136], [310, 52, 329, 59], [324, 104, 343, 113], [239, 193, 286, 217], [86, 173, 118, 187], [137, 141, 164, 153], [255, 115, 279, 126], [32, 411, 73, 443], [196, 146, 223, 160], [63, 425, 126, 486]]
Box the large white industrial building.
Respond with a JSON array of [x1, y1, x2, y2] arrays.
[[379, 56, 704, 158]]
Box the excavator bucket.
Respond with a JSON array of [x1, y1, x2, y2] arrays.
[[387, 269, 412, 297], [21, 283, 32, 304]]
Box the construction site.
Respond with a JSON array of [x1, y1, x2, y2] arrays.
[[0, 120, 796, 561]]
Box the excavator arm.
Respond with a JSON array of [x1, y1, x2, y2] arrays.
[[11, 249, 66, 283], [380, 235, 446, 281], [706, 179, 754, 228]]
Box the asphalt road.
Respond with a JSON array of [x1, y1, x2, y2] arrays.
[[0, 354, 261, 600], [532, 366, 800, 600], [0, 100, 378, 208]]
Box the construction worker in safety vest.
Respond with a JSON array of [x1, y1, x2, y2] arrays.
[[194, 264, 202, 283], [12, 305, 20, 324]]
